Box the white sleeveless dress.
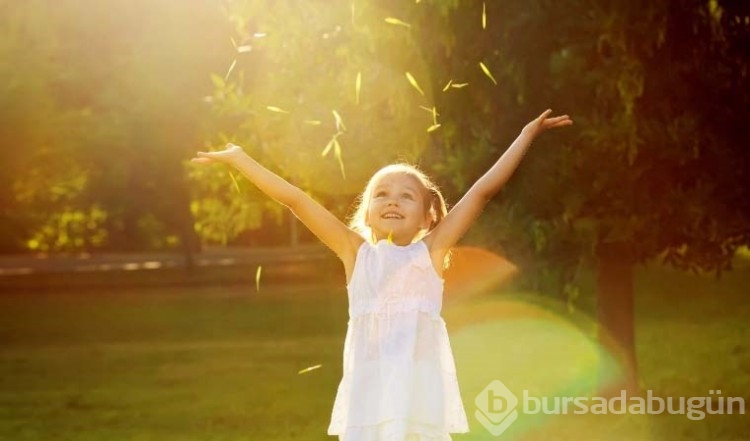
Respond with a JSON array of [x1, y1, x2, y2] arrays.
[[327, 239, 469, 441]]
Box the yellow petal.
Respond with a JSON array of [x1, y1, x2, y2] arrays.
[[385, 17, 411, 28], [266, 106, 290, 114], [387, 230, 393, 244], [334, 138, 346, 179], [482, 2, 487, 29], [405, 72, 425, 96], [479, 62, 498, 85], [298, 364, 322, 374], [224, 59, 237, 81], [229, 172, 241, 193], [451, 82, 469, 88], [255, 266, 262, 292], [442, 79, 453, 91], [427, 124, 441, 132], [237, 45, 252, 53], [355, 71, 362, 105], [304, 120, 322, 125], [321, 137, 335, 157], [332, 110, 346, 131]]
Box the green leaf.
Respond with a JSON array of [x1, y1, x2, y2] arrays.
[[210, 74, 225, 89]]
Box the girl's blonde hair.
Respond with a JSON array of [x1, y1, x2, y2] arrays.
[[347, 163, 453, 270]]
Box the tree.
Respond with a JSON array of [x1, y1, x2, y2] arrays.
[[414, 0, 750, 388], [0, 0, 229, 255], [198, 0, 456, 245]]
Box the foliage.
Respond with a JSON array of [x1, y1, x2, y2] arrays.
[[1, 0, 747, 270]]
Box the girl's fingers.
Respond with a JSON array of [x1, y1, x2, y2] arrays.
[[538, 109, 553, 120], [547, 115, 569, 123], [544, 115, 572, 125], [547, 119, 573, 129]]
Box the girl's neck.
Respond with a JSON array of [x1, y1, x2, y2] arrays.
[[373, 232, 418, 247]]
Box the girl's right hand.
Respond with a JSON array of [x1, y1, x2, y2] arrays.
[[521, 109, 573, 138], [191, 143, 246, 165]]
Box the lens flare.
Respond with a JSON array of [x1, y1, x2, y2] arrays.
[[445, 296, 653, 440], [443, 246, 518, 303]]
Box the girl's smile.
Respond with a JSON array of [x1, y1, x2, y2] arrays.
[[366, 173, 432, 245]]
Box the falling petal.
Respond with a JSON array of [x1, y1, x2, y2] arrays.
[[419, 106, 439, 124], [451, 83, 469, 88], [267, 106, 290, 114], [334, 138, 346, 179], [298, 364, 322, 374], [427, 124, 441, 132], [482, 2, 487, 29], [442, 79, 453, 91], [255, 266, 262, 292], [385, 17, 411, 28], [332, 110, 346, 131], [229, 172, 241, 193], [304, 120, 322, 125], [355, 71, 362, 105], [237, 45, 252, 53], [230, 37, 237, 49], [351, 1, 355, 25], [479, 62, 498, 85], [253, 32, 267, 38], [224, 59, 237, 81], [405, 72, 425, 96], [321, 137, 335, 157]]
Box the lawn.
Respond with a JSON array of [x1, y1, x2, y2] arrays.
[[0, 257, 748, 441]]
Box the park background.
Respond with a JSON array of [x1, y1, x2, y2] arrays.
[[1, 0, 749, 440]]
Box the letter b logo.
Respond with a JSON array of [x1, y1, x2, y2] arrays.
[[475, 380, 519, 436]]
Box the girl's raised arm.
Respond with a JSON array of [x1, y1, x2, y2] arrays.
[[425, 109, 573, 255], [192, 144, 362, 261]]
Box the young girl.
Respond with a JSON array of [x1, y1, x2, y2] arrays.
[[192, 109, 572, 440]]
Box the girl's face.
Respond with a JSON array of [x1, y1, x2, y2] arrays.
[[365, 173, 432, 245]]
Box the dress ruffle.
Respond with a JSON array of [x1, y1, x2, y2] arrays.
[[338, 419, 453, 441]]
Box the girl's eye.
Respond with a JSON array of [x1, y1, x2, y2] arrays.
[[402, 193, 413, 199], [375, 191, 386, 197]]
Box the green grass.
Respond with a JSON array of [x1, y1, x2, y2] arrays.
[[0, 257, 748, 441], [0, 285, 349, 441]]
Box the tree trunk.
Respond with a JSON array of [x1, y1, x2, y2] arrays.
[[595, 241, 638, 395]]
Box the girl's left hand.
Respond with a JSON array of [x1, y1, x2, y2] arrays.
[[522, 109, 573, 137]]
